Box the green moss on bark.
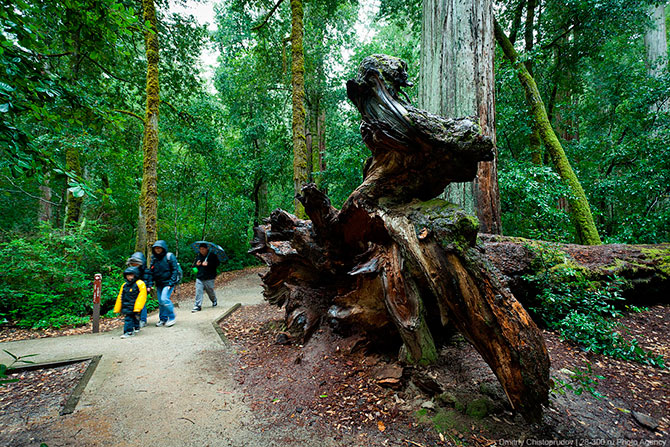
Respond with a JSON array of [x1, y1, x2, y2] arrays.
[[291, 0, 308, 219], [494, 18, 601, 245], [138, 0, 160, 251], [64, 145, 82, 224]]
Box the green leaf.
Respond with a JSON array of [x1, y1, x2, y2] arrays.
[[0, 103, 10, 113], [3, 350, 18, 360]]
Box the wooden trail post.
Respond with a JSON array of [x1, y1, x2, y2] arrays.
[[92, 273, 102, 333]]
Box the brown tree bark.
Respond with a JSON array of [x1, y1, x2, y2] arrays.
[[290, 0, 308, 219], [251, 55, 550, 421], [420, 0, 501, 234]]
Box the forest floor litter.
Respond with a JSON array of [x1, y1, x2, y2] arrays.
[[218, 302, 669, 446], [0, 268, 667, 446]]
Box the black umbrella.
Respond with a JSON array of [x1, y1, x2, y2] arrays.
[[190, 241, 228, 262]]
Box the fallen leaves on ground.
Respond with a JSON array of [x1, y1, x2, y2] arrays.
[[221, 303, 670, 445]]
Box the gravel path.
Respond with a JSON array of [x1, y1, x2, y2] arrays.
[[0, 272, 332, 447]]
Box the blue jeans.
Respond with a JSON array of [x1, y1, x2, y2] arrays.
[[124, 312, 139, 334], [156, 285, 176, 322], [140, 306, 147, 323]]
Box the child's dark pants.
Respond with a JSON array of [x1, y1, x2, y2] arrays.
[[123, 312, 139, 334]]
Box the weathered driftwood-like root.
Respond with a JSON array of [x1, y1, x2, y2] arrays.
[[250, 54, 551, 422], [251, 188, 551, 421]]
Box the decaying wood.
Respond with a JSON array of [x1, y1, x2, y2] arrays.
[[250, 54, 550, 421], [481, 234, 670, 307]]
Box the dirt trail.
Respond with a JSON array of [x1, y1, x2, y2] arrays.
[[0, 272, 335, 447]]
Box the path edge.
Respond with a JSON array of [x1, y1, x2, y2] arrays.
[[6, 355, 103, 416], [61, 354, 102, 415], [212, 303, 242, 345]]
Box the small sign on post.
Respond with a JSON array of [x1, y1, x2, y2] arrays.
[[92, 273, 102, 333]]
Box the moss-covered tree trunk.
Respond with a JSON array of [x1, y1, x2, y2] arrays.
[[290, 0, 308, 219], [494, 18, 602, 245], [136, 0, 160, 254], [64, 144, 83, 225], [524, 0, 543, 165], [420, 0, 501, 234], [481, 234, 670, 307], [63, 14, 83, 226]]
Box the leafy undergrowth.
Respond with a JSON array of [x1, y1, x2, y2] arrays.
[[0, 267, 266, 343], [221, 303, 669, 445]]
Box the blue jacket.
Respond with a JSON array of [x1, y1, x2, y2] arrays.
[[150, 240, 178, 287]]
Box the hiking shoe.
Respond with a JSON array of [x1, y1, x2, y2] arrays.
[[156, 320, 166, 327], [139, 321, 146, 328], [134, 328, 140, 334], [212, 300, 218, 307], [120, 332, 134, 339], [165, 319, 176, 327], [191, 306, 202, 313]]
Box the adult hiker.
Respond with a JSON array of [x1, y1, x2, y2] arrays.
[[126, 251, 152, 328], [150, 240, 178, 327], [191, 242, 220, 312]]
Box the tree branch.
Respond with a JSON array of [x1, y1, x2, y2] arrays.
[[1, 176, 62, 205], [35, 51, 74, 59], [251, 0, 285, 31], [113, 109, 144, 122], [161, 99, 196, 124], [541, 22, 578, 51], [83, 54, 132, 83], [508, 0, 526, 44]]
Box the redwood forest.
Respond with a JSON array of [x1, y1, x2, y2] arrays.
[[0, 0, 669, 445]]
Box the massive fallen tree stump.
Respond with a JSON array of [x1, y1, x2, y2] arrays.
[[250, 55, 550, 421]]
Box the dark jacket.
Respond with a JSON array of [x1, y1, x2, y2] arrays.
[[150, 240, 178, 287], [127, 251, 153, 288], [194, 252, 220, 281], [114, 268, 147, 315]]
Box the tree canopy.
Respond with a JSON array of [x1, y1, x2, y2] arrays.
[[0, 0, 668, 328]]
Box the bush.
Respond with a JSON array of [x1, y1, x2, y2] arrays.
[[0, 222, 123, 329], [524, 243, 665, 367]]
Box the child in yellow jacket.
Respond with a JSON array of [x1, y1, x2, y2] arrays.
[[114, 266, 147, 339]]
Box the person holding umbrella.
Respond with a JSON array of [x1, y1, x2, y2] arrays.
[[191, 242, 220, 312]]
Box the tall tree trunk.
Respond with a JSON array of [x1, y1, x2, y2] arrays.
[[420, 0, 501, 234], [64, 144, 83, 225], [306, 96, 325, 186], [63, 16, 83, 226], [290, 0, 308, 218], [644, 3, 668, 112], [306, 101, 314, 182], [252, 138, 269, 227], [494, 18, 602, 245], [524, 0, 543, 165], [253, 176, 269, 227], [316, 108, 326, 189], [38, 174, 52, 223], [136, 0, 160, 254]]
